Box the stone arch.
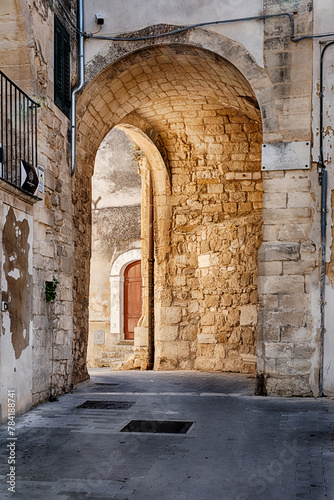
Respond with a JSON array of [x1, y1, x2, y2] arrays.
[[86, 122, 171, 373], [118, 113, 170, 177], [114, 123, 172, 368], [116, 123, 171, 198], [83, 26, 277, 135], [185, 28, 278, 135], [73, 38, 264, 381]]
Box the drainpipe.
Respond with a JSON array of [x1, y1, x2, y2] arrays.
[[147, 173, 155, 370], [71, 0, 85, 177], [318, 41, 334, 397]]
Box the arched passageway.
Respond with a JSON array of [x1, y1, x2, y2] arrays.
[[87, 128, 142, 368], [72, 43, 263, 382]]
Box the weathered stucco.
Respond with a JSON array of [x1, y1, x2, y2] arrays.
[[312, 0, 334, 395], [83, 0, 264, 68], [0, 202, 34, 419]]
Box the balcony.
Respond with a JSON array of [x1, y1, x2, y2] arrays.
[[0, 70, 40, 197]]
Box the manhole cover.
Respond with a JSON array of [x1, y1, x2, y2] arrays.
[[77, 401, 134, 410], [120, 420, 193, 434]]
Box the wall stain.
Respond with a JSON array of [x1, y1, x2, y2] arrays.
[[3, 207, 31, 359]]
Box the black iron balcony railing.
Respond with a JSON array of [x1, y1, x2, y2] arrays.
[[0, 70, 39, 195]]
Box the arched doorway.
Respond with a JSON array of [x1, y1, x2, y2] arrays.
[[124, 261, 142, 340], [73, 40, 267, 381]]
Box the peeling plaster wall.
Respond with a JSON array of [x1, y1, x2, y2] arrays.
[[3, 206, 32, 359], [0, 201, 33, 420]]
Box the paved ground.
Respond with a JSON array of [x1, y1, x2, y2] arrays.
[[1, 368, 334, 500]]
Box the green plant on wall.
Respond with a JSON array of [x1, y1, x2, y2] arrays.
[[45, 278, 59, 302]]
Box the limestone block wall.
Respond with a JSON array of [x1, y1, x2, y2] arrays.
[[26, 2, 77, 400], [257, 169, 317, 395], [0, 0, 32, 90], [0, 0, 77, 418], [154, 109, 263, 373], [255, 0, 316, 395], [32, 103, 75, 402]]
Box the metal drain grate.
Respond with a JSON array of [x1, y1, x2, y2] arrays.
[[120, 420, 193, 434], [90, 383, 120, 392], [77, 400, 134, 410], [95, 383, 119, 386]]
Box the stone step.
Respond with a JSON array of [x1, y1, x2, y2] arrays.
[[102, 345, 133, 354], [101, 351, 133, 359], [90, 344, 135, 369]]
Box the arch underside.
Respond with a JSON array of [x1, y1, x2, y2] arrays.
[[73, 41, 264, 381]]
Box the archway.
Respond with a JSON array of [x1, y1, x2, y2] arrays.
[[72, 41, 264, 382], [87, 127, 142, 368], [87, 123, 170, 371]]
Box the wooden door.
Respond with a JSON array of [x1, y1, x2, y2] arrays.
[[124, 261, 142, 340]]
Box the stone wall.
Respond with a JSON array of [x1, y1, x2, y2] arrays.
[[75, 41, 265, 375], [154, 109, 263, 373], [257, 169, 316, 395], [256, 0, 316, 395], [0, 0, 77, 419]]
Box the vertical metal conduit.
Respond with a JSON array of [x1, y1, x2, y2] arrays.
[[147, 173, 155, 370], [71, 0, 84, 177], [318, 41, 334, 397]]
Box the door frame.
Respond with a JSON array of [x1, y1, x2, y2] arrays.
[[110, 249, 141, 342], [124, 260, 142, 340]]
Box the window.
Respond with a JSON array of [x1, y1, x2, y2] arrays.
[[54, 15, 71, 117]]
